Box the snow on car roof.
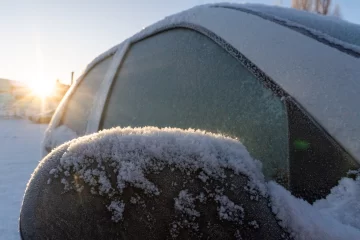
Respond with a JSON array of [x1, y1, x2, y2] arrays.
[[214, 3, 360, 56], [84, 3, 360, 73]]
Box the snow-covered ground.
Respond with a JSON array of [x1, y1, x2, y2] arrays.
[[0, 119, 47, 239]]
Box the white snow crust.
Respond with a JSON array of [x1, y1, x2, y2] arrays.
[[268, 179, 360, 240]]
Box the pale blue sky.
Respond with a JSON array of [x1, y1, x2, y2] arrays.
[[0, 0, 359, 85]]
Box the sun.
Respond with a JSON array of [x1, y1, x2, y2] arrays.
[[26, 43, 56, 98], [28, 81, 55, 98]]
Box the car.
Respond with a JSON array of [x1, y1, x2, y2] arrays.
[[21, 3, 360, 239], [43, 2, 360, 202]]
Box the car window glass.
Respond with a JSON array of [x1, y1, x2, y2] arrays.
[[100, 29, 289, 183], [61, 55, 114, 135]]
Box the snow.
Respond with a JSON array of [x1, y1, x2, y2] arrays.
[[313, 175, 360, 230], [248, 220, 259, 229], [107, 200, 125, 223], [268, 180, 360, 240], [214, 194, 244, 223], [0, 119, 47, 239], [215, 3, 360, 53], [174, 190, 200, 217]]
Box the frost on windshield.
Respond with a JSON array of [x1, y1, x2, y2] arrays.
[[46, 126, 360, 239]]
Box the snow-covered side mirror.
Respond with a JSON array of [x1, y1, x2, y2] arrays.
[[20, 127, 360, 240], [20, 127, 287, 239]]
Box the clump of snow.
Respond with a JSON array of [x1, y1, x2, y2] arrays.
[[215, 195, 244, 223], [130, 195, 141, 204], [107, 200, 125, 222], [268, 181, 360, 240], [48, 126, 265, 224], [313, 175, 360, 230], [248, 220, 259, 229], [198, 171, 209, 183], [174, 190, 200, 218], [196, 192, 207, 203]]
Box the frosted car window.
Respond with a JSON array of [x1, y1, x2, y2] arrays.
[[61, 55, 114, 135], [101, 29, 288, 182]]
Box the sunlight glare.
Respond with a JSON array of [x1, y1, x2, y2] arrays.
[[29, 81, 55, 98], [28, 44, 55, 98]]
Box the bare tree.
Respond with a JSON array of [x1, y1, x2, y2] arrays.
[[292, 0, 313, 11], [315, 0, 331, 15], [292, 0, 341, 17]]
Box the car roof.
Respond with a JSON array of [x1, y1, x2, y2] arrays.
[[220, 4, 360, 52], [52, 4, 360, 164]]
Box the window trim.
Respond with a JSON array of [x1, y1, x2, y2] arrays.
[[43, 52, 116, 153], [86, 41, 131, 134]]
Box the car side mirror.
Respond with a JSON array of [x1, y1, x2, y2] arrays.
[[20, 127, 287, 239]]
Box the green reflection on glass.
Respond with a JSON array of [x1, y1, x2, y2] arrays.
[[294, 140, 310, 151]]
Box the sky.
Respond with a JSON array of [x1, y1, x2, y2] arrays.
[[0, 0, 359, 85]]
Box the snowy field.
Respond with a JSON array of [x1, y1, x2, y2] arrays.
[[0, 119, 47, 239]]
